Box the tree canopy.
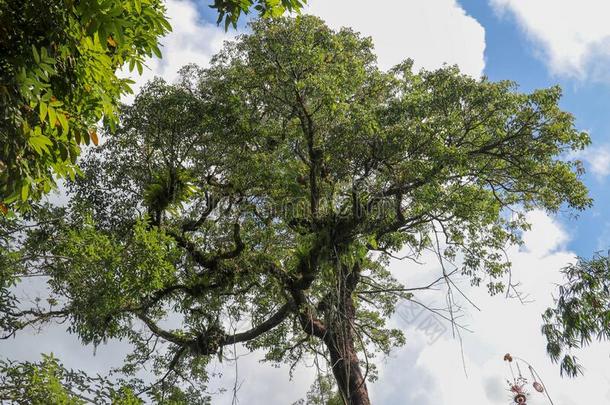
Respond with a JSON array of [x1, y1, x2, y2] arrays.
[[0, 0, 305, 213], [0, 16, 591, 404]]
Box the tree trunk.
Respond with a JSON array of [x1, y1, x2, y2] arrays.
[[295, 255, 371, 404], [325, 326, 370, 405], [323, 262, 370, 405]]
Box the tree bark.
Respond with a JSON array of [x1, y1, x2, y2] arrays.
[[325, 322, 370, 405], [293, 246, 371, 404], [323, 262, 370, 405]]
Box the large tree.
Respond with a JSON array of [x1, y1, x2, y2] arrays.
[[0, 0, 305, 212], [0, 16, 591, 404]]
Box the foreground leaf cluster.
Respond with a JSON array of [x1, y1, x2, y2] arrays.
[[0, 0, 172, 210]]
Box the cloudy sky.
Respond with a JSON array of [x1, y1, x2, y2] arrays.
[[4, 1, 610, 404]]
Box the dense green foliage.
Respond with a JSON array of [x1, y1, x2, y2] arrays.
[[0, 16, 590, 404], [0, 0, 305, 213], [543, 252, 610, 377], [0, 0, 171, 211], [0, 354, 142, 404], [211, 0, 306, 29]]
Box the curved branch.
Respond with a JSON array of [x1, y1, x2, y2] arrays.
[[168, 222, 244, 270], [138, 303, 293, 355], [136, 313, 192, 346], [221, 302, 292, 345]]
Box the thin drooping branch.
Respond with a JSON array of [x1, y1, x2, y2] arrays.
[[0, 307, 71, 339]]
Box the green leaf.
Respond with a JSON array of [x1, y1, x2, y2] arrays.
[[57, 113, 69, 136], [39, 101, 48, 122], [28, 135, 53, 155], [32, 45, 40, 64], [48, 106, 56, 127], [159, 17, 172, 32], [152, 44, 162, 59], [367, 235, 378, 249], [59, 143, 68, 161], [20, 183, 29, 202]]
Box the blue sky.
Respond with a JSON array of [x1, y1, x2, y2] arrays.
[[460, 0, 610, 257]]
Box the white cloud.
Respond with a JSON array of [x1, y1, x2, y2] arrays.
[[587, 147, 610, 178], [206, 347, 315, 404], [381, 210, 610, 404], [491, 0, 610, 81], [583, 145, 610, 180], [121, 0, 487, 105], [120, 0, 235, 103], [569, 141, 610, 180], [306, 0, 486, 77], [521, 210, 568, 257]]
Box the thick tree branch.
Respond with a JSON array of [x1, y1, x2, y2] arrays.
[[167, 222, 244, 270]]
